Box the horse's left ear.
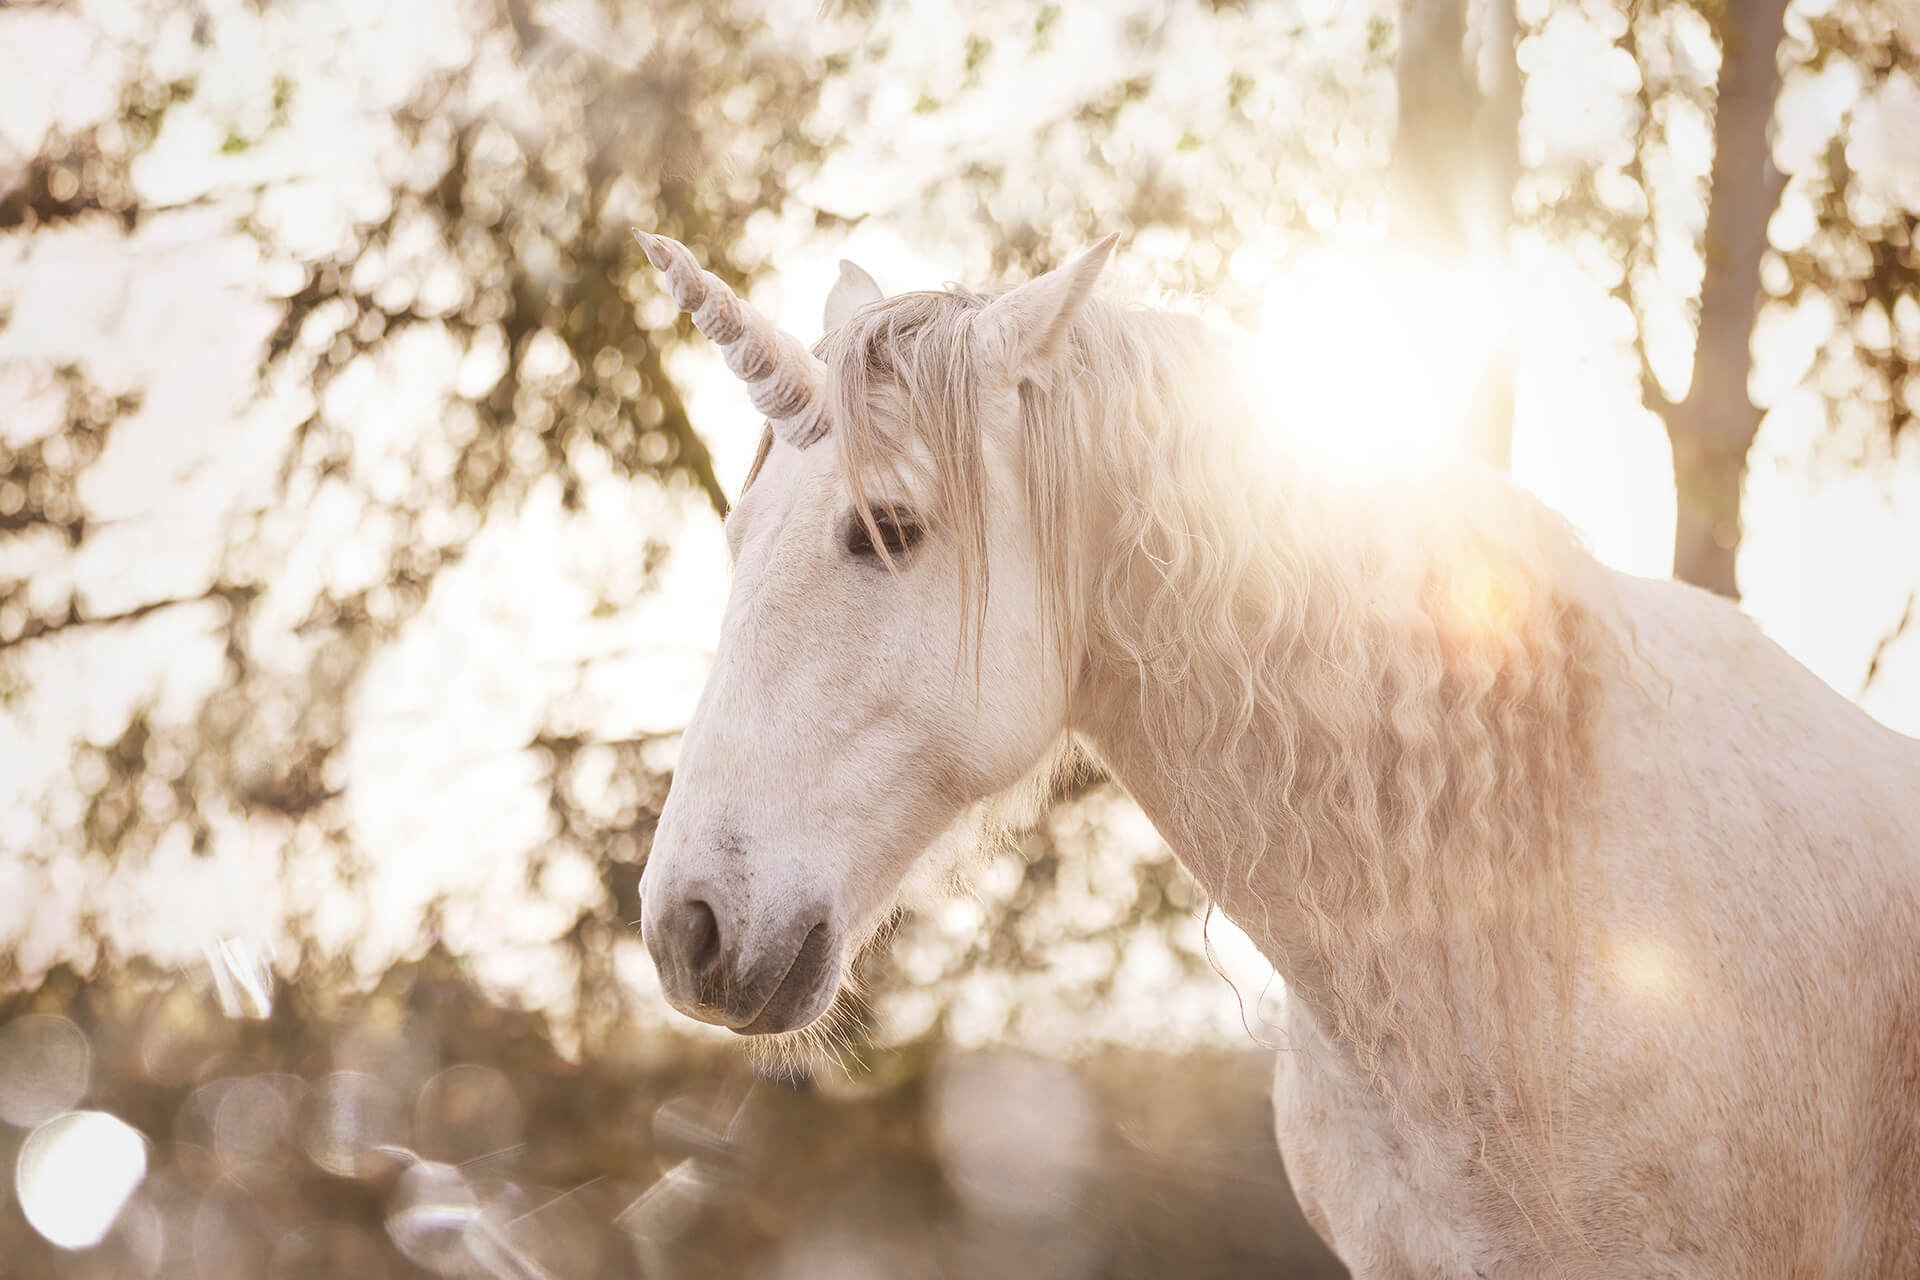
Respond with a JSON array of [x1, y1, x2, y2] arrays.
[[975, 233, 1119, 380], [823, 259, 884, 332]]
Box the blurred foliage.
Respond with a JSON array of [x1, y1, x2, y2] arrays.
[[895, 2, 1394, 299], [1775, 0, 1919, 458]]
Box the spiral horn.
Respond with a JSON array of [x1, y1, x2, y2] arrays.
[[634, 231, 829, 449]]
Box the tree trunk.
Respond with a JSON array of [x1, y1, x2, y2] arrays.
[[1655, 0, 1790, 597], [1393, 0, 1477, 258], [1392, 0, 1520, 471]]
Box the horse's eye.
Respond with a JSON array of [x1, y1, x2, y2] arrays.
[[844, 508, 925, 561]]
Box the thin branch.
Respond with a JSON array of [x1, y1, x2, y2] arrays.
[[1617, 0, 1671, 420], [1864, 588, 1917, 693], [0, 586, 242, 655], [635, 337, 731, 521]]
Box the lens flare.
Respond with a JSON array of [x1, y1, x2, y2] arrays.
[[205, 937, 275, 1020], [1244, 247, 1502, 478]]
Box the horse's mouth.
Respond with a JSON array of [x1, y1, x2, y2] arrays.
[[731, 922, 838, 1035]]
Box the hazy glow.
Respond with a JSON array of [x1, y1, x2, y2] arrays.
[[1608, 934, 1683, 1006], [1449, 556, 1522, 637], [16, 1109, 148, 1249]]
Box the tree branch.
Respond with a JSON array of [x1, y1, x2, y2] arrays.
[[636, 338, 731, 522], [0, 587, 243, 655]]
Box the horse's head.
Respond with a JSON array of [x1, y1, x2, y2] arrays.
[[634, 231, 1115, 1034]]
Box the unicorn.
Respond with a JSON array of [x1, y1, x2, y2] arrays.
[[632, 230, 1920, 1277]]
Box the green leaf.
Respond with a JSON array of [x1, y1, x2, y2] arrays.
[[1227, 71, 1253, 114], [964, 34, 991, 76]]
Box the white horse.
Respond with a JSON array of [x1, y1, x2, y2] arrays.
[[632, 230, 1920, 1277]]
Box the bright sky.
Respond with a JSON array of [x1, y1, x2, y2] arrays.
[[0, 0, 1916, 1052]]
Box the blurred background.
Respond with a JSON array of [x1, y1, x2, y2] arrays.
[[0, 0, 1917, 1275]]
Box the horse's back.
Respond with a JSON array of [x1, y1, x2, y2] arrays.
[[1609, 571, 1920, 880], [1595, 572, 1920, 1272]]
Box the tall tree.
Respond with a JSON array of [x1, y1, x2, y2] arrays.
[[1617, 0, 1916, 596]]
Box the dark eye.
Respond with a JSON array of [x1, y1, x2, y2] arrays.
[[844, 507, 925, 561]]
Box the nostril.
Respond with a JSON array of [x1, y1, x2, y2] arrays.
[[684, 899, 721, 975]]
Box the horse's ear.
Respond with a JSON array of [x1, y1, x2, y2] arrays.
[[823, 259, 883, 332], [975, 233, 1119, 379]]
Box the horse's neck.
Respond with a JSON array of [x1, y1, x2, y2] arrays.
[[1072, 688, 1344, 994]]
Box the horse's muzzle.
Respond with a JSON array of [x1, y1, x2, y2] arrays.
[[642, 886, 840, 1034]]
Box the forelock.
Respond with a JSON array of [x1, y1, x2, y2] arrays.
[[824, 287, 998, 649], [822, 288, 991, 416], [822, 287, 996, 509]]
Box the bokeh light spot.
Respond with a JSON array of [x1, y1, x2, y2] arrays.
[[928, 1052, 1099, 1222], [0, 1015, 91, 1127], [270, 1222, 394, 1280], [414, 1063, 522, 1167], [302, 1071, 408, 1179], [384, 1158, 480, 1275], [16, 1110, 148, 1249], [212, 1073, 300, 1171]]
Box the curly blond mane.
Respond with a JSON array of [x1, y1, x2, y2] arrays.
[[820, 283, 1619, 1182]]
